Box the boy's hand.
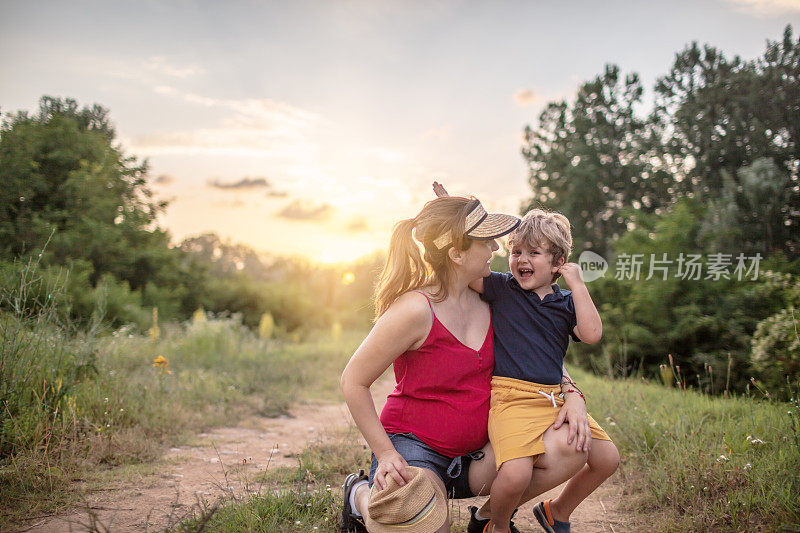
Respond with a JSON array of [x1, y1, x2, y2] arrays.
[[557, 263, 584, 289], [432, 181, 449, 197], [554, 393, 591, 452]]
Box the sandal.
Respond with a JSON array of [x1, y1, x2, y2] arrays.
[[339, 469, 368, 533]]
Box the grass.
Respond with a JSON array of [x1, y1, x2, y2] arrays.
[[172, 429, 369, 532], [0, 304, 364, 529], [170, 368, 800, 533], [2, 261, 797, 531], [575, 367, 800, 532]]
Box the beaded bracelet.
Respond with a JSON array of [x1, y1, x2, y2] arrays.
[[561, 388, 586, 402]]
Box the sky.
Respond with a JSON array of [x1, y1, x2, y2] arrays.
[[2, 0, 800, 263]]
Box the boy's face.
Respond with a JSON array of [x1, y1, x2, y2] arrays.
[[509, 241, 562, 292]]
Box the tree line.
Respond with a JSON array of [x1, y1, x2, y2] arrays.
[[0, 97, 380, 335], [522, 25, 799, 397], [1, 26, 798, 397]]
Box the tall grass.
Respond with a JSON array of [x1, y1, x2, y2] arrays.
[[575, 368, 800, 531], [0, 260, 362, 527]]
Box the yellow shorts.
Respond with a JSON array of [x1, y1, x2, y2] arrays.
[[488, 376, 611, 470]]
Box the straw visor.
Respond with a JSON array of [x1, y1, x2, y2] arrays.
[[432, 200, 520, 249], [365, 466, 448, 533]]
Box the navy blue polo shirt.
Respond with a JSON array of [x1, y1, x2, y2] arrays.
[[481, 271, 580, 385]]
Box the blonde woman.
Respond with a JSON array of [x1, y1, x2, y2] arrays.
[[340, 195, 591, 533]]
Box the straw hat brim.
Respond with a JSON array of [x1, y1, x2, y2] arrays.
[[364, 494, 447, 533], [364, 466, 448, 533], [467, 213, 520, 240]]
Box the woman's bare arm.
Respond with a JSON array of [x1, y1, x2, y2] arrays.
[[340, 292, 432, 489]]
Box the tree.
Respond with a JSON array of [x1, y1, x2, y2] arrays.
[[179, 233, 269, 280], [521, 65, 666, 256], [0, 96, 169, 289], [522, 26, 800, 259], [653, 26, 800, 256]]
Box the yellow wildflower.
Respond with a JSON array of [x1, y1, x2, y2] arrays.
[[149, 307, 160, 342], [152, 355, 172, 374], [259, 312, 275, 340], [192, 307, 207, 325]]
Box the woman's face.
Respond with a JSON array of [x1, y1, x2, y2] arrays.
[[463, 239, 499, 278]]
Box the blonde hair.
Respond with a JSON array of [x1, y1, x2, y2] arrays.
[[508, 208, 572, 282], [374, 196, 478, 319]]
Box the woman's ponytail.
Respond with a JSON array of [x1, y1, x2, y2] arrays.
[[374, 218, 428, 319], [373, 196, 475, 320]]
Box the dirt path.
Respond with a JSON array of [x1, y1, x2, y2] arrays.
[[19, 380, 630, 532]]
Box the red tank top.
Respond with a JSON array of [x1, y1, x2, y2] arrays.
[[379, 292, 494, 458]]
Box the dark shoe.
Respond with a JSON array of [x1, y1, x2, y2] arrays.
[[467, 506, 488, 533], [340, 469, 368, 533], [533, 499, 571, 533], [467, 505, 521, 533]]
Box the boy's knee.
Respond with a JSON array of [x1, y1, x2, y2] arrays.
[[590, 442, 620, 477], [496, 461, 533, 494]]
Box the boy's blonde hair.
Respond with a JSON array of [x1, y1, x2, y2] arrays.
[[508, 209, 573, 282]]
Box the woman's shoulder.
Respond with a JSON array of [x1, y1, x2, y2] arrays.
[[378, 291, 435, 348], [388, 290, 433, 320]]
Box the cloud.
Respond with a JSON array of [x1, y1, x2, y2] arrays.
[[276, 200, 335, 221], [153, 174, 175, 185], [130, 88, 321, 158], [212, 199, 247, 208], [208, 177, 271, 190], [723, 0, 800, 14], [513, 88, 540, 107], [266, 190, 290, 198], [423, 126, 450, 141], [346, 217, 369, 233], [143, 56, 205, 78], [108, 57, 204, 82]]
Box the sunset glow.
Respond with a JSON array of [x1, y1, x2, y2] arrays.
[[2, 1, 797, 263]]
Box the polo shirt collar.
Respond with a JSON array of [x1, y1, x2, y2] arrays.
[[506, 272, 567, 303]]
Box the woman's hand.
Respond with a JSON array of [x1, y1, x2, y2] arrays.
[[373, 448, 412, 491], [553, 393, 591, 452]]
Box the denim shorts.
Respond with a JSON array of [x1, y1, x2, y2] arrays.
[[368, 432, 484, 499]]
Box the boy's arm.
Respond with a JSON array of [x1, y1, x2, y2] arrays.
[[554, 365, 591, 452], [558, 263, 602, 344]]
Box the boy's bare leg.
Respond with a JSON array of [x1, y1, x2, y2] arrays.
[[487, 456, 534, 532], [475, 424, 589, 519], [544, 439, 620, 522]]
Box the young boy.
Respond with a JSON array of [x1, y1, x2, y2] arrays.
[[468, 208, 620, 533]]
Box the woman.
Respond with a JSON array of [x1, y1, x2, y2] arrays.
[[340, 195, 591, 533]]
